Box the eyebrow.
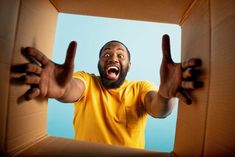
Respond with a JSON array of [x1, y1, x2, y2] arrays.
[[103, 47, 111, 51], [116, 47, 125, 51], [103, 47, 125, 52]]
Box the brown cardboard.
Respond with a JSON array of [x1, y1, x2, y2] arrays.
[[17, 136, 170, 157], [1, 0, 235, 156], [0, 0, 20, 154], [173, 0, 210, 156], [50, 0, 195, 24], [204, 0, 235, 156], [0, 63, 11, 154], [5, 0, 58, 156], [0, 0, 20, 64]]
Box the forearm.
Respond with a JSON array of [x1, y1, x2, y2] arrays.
[[145, 91, 176, 118], [57, 78, 85, 103]]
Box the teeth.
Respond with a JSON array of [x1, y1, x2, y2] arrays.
[[107, 66, 119, 71]]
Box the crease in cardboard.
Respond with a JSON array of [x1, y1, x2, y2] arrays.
[[4, 0, 22, 155], [10, 134, 48, 157], [179, 0, 198, 25], [49, 0, 60, 12], [201, 0, 212, 155]]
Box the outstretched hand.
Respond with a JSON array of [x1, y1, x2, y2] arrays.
[[12, 41, 77, 100], [159, 34, 203, 105]]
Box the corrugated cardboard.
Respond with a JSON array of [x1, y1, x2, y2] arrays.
[[17, 136, 170, 157], [4, 0, 58, 156], [173, 0, 210, 156], [204, 0, 235, 156], [0, 0, 20, 154], [50, 0, 195, 24], [1, 0, 235, 156]]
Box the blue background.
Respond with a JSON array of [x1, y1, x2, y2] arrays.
[[47, 13, 181, 152]]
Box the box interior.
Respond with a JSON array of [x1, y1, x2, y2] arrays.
[[1, 0, 235, 156]]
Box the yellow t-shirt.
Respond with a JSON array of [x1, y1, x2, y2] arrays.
[[73, 71, 157, 149]]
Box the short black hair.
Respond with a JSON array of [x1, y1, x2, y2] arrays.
[[99, 40, 131, 61]]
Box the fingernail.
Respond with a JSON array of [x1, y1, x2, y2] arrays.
[[21, 47, 26, 55], [186, 98, 192, 105], [195, 59, 202, 66], [25, 95, 31, 101]]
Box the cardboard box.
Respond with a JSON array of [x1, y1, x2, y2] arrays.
[[1, 0, 235, 156]]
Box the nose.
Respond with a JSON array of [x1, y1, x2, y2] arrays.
[[108, 54, 118, 63]]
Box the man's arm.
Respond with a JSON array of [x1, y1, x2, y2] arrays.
[[144, 91, 176, 118], [57, 78, 85, 103], [144, 34, 203, 118]]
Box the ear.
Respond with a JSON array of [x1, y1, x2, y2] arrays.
[[128, 62, 131, 71]]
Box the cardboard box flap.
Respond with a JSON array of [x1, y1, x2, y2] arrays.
[[5, 0, 58, 155], [50, 0, 195, 24], [17, 136, 171, 157]]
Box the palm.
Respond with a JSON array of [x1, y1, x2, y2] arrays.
[[19, 41, 77, 100], [159, 35, 202, 104], [39, 62, 73, 98], [160, 61, 182, 98]]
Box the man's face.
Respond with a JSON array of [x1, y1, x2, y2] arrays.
[[98, 41, 131, 89]]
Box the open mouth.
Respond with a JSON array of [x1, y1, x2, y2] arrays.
[[105, 65, 120, 80]]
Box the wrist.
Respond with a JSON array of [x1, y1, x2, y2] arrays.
[[56, 82, 71, 101], [157, 91, 170, 103], [158, 86, 169, 99]]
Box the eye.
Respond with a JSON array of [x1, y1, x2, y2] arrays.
[[103, 53, 110, 58], [117, 54, 124, 59]]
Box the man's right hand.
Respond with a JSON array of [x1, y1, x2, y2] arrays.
[[13, 41, 77, 100]]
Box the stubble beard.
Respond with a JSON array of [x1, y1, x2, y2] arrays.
[[98, 62, 128, 89]]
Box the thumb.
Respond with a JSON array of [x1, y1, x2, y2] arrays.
[[162, 34, 173, 63], [64, 41, 77, 67]]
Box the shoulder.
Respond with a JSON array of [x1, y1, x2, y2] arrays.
[[73, 71, 97, 79], [127, 80, 155, 87], [129, 80, 158, 91], [73, 71, 100, 85]]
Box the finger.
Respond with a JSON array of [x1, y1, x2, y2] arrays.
[[162, 34, 173, 63], [64, 41, 77, 67], [181, 81, 203, 89], [11, 64, 28, 73], [20, 74, 40, 85], [24, 63, 42, 74], [24, 87, 40, 100], [11, 63, 41, 75], [182, 58, 202, 70], [176, 91, 192, 105], [183, 68, 202, 80], [23, 47, 49, 66], [183, 68, 193, 79]]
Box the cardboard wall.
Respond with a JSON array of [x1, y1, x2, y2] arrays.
[[174, 0, 210, 156], [174, 0, 235, 156], [204, 0, 235, 156], [50, 0, 195, 24], [16, 136, 170, 157], [0, 0, 20, 154], [2, 0, 58, 156]]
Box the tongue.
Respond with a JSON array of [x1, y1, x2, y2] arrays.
[[107, 72, 117, 80]]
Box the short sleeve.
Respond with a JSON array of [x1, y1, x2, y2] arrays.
[[73, 71, 89, 101], [140, 81, 158, 104], [73, 71, 88, 87]]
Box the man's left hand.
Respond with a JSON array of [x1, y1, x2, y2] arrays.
[[159, 34, 203, 105]]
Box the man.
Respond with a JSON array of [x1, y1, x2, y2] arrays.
[[15, 35, 202, 149]]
